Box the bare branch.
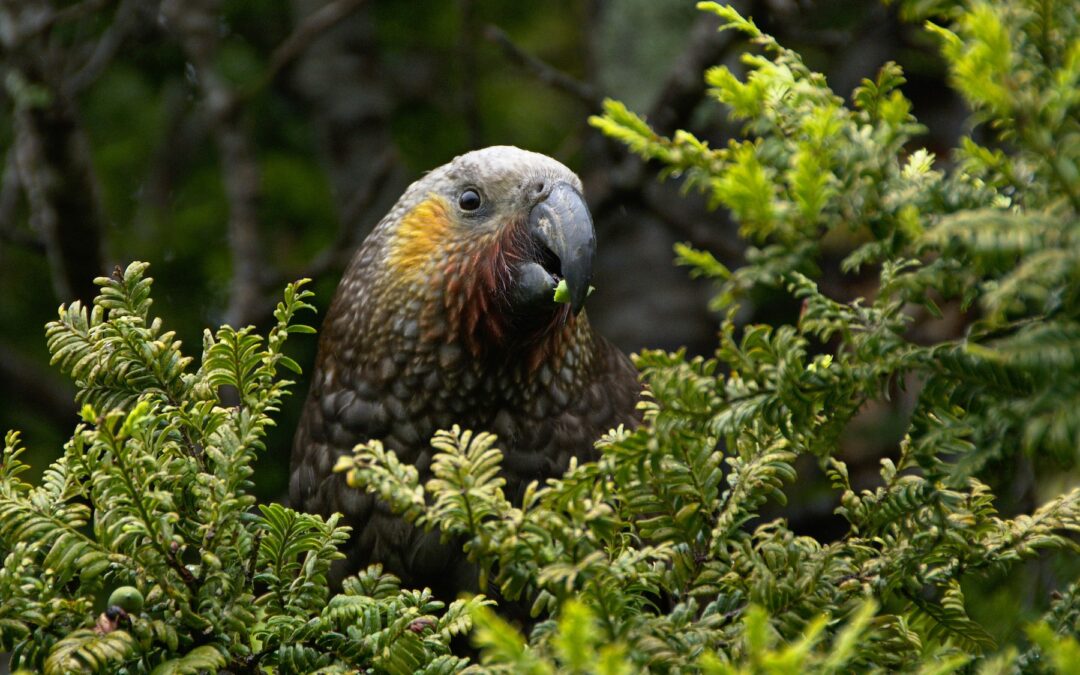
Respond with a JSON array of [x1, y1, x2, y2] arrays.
[[0, 0, 112, 43], [338, 150, 397, 233], [458, 0, 482, 146], [50, 0, 112, 26], [0, 225, 44, 253], [11, 95, 107, 302], [259, 0, 369, 90], [164, 0, 387, 326], [217, 124, 263, 328], [64, 0, 141, 96], [0, 149, 45, 253], [581, 4, 748, 265], [138, 85, 206, 216], [483, 24, 601, 108], [163, 0, 264, 328], [641, 181, 743, 260], [647, 10, 742, 135], [273, 149, 396, 289], [0, 151, 20, 228]]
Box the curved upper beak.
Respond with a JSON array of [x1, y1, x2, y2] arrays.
[[527, 182, 596, 313]]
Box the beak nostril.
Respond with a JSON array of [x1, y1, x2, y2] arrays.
[[533, 180, 546, 196]]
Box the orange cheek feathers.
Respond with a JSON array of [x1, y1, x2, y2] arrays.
[[387, 195, 454, 280]]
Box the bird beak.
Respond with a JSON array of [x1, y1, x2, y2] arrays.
[[526, 182, 596, 314]]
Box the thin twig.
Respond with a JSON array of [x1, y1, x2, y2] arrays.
[[647, 9, 743, 135], [256, 0, 369, 92], [139, 84, 205, 215], [458, 0, 482, 146], [641, 181, 744, 260], [0, 225, 45, 252], [276, 149, 396, 288], [51, 0, 112, 26], [166, 0, 380, 326], [0, 0, 112, 43], [64, 0, 140, 96], [217, 123, 264, 328], [0, 149, 46, 252], [12, 98, 106, 302], [245, 528, 263, 593], [338, 149, 396, 232], [483, 24, 601, 108], [582, 5, 748, 266], [163, 0, 264, 327]]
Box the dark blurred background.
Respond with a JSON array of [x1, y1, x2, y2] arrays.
[[0, 0, 967, 516]]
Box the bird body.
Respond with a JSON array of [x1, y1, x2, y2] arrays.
[[290, 147, 641, 594]]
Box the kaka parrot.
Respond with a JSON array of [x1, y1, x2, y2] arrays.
[[290, 146, 641, 596]]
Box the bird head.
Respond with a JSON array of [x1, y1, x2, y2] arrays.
[[370, 146, 596, 354]]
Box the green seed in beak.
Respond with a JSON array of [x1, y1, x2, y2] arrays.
[[554, 279, 595, 304]]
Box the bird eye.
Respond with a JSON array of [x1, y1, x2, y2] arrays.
[[458, 188, 482, 211]]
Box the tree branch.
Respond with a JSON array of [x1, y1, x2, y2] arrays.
[[584, 5, 749, 264], [270, 149, 396, 290], [163, 0, 264, 328], [3, 0, 110, 303], [258, 0, 369, 91], [0, 0, 112, 41], [216, 123, 264, 328], [483, 24, 601, 108], [647, 9, 743, 136], [12, 95, 107, 302], [50, 0, 112, 26], [63, 0, 141, 96], [0, 149, 46, 253], [458, 0, 482, 146]]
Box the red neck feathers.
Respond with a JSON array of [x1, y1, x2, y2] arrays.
[[442, 218, 575, 365]]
